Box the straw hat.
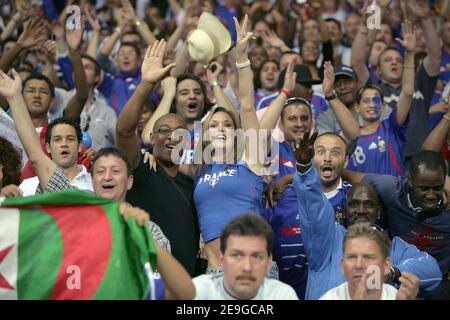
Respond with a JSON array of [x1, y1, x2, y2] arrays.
[[187, 12, 231, 66]]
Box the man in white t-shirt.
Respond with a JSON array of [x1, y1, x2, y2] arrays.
[[193, 214, 298, 300], [320, 222, 419, 300]]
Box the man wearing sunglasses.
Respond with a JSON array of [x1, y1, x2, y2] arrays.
[[291, 132, 442, 300]]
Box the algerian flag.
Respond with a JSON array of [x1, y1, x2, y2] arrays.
[[0, 189, 157, 300]]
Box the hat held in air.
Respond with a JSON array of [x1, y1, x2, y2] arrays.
[[187, 12, 231, 66]]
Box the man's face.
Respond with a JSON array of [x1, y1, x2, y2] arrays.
[[369, 41, 387, 67], [137, 107, 154, 135], [335, 76, 358, 106], [356, 88, 384, 122], [341, 237, 391, 293], [150, 115, 187, 164], [345, 186, 380, 226], [345, 15, 361, 42], [260, 61, 279, 91], [280, 53, 303, 70], [280, 103, 312, 143], [409, 165, 445, 214], [175, 79, 205, 123], [117, 45, 140, 73], [82, 58, 100, 87], [23, 79, 53, 118], [249, 46, 268, 69], [46, 124, 81, 169], [92, 155, 133, 202], [313, 135, 348, 190], [325, 21, 342, 45], [221, 235, 272, 300], [378, 49, 403, 84], [302, 19, 320, 42], [253, 21, 270, 39], [376, 24, 393, 46]]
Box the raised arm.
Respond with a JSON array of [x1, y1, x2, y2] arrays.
[[85, 9, 101, 58], [141, 76, 177, 146], [350, 24, 370, 87], [234, 15, 264, 169], [207, 61, 238, 119], [407, 0, 441, 77], [117, 40, 176, 168], [395, 21, 416, 126], [291, 132, 338, 273], [322, 61, 360, 142], [121, 0, 156, 46], [63, 18, 89, 121], [0, 70, 56, 188], [0, 18, 47, 72]]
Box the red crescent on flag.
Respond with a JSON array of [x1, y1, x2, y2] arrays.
[[45, 205, 112, 300]]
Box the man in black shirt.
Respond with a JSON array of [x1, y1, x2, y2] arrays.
[[117, 39, 200, 276]]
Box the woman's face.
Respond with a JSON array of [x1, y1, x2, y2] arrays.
[[249, 46, 268, 69], [207, 111, 236, 153], [302, 41, 320, 63]]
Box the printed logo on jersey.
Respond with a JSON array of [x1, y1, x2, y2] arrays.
[[197, 168, 237, 187]]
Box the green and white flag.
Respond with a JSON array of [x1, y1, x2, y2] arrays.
[[0, 189, 157, 300]]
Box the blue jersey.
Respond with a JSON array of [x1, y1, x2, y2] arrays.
[[277, 141, 297, 178], [194, 163, 264, 242], [325, 180, 352, 225], [348, 110, 407, 176], [261, 186, 308, 299]]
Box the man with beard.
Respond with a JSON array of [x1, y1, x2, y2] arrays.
[[291, 133, 442, 300]]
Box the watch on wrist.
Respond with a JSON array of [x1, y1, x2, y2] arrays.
[[325, 90, 337, 101], [134, 20, 141, 27]]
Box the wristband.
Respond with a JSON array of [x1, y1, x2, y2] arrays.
[[235, 60, 251, 69]]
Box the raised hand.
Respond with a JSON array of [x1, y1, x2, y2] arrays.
[[396, 272, 419, 300], [292, 131, 318, 166], [407, 0, 431, 19], [283, 61, 297, 94], [121, 0, 137, 24], [119, 203, 150, 227], [322, 61, 335, 96], [17, 18, 48, 49], [85, 8, 101, 32], [42, 40, 57, 63], [233, 14, 253, 57], [207, 61, 224, 86], [141, 40, 176, 85], [396, 20, 416, 53], [261, 30, 286, 50], [0, 69, 23, 100], [66, 15, 86, 51]]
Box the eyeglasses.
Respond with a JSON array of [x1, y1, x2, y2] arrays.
[[153, 126, 180, 136], [369, 224, 384, 233]]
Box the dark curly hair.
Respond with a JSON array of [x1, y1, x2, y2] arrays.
[[0, 137, 22, 186]]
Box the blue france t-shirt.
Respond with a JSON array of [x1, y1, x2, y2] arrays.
[[194, 163, 264, 242], [348, 109, 407, 176]]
